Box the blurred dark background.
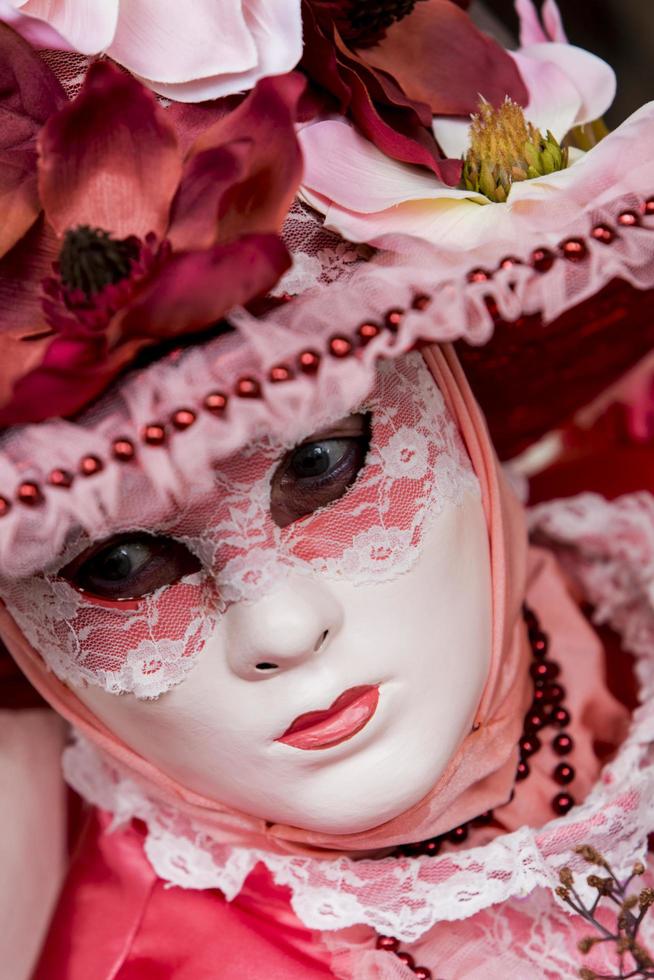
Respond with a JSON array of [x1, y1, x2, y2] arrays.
[[473, 0, 653, 127]]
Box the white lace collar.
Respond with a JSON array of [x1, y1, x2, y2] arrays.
[[63, 492, 654, 944]]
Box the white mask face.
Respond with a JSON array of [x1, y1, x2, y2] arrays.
[[77, 490, 491, 833], [1, 354, 492, 832]]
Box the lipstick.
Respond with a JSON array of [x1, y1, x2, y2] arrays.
[[276, 685, 379, 751]]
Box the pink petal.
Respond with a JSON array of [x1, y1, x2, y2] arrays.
[[301, 186, 503, 253], [511, 51, 581, 141], [0, 0, 73, 48], [17, 0, 118, 53], [519, 43, 616, 128], [542, 0, 568, 43], [515, 0, 548, 46], [431, 117, 473, 160], [108, 0, 256, 85], [511, 101, 654, 212], [304, 102, 654, 254], [299, 121, 478, 214], [114, 0, 303, 103], [38, 61, 182, 239]]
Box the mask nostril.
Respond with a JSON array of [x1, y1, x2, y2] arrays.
[[255, 662, 278, 671], [314, 630, 328, 653]]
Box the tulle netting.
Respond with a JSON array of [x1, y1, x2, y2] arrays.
[[0, 355, 477, 697], [62, 490, 654, 950]]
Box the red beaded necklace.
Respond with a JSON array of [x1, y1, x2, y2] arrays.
[[376, 604, 576, 978]]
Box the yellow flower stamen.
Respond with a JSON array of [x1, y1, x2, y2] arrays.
[[462, 97, 569, 203]]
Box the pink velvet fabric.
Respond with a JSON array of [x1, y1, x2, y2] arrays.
[[0, 343, 536, 856]]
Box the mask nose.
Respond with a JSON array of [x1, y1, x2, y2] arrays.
[[223, 575, 343, 680]]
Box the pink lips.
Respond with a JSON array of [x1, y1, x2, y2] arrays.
[[276, 685, 380, 751]]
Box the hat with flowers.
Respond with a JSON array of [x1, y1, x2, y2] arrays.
[[0, 0, 650, 477]]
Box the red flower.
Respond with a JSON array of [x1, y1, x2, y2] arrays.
[[308, 0, 427, 48], [301, 0, 526, 185], [0, 62, 305, 426], [0, 23, 65, 258]]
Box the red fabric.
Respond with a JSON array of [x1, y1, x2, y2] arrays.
[[34, 810, 334, 979], [458, 280, 654, 461], [0, 640, 44, 708]]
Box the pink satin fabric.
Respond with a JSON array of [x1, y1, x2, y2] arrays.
[[33, 810, 334, 980], [0, 344, 534, 855]]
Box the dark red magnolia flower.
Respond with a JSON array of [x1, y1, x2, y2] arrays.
[[308, 0, 427, 48], [0, 61, 305, 426], [302, 0, 526, 185], [0, 23, 65, 259]]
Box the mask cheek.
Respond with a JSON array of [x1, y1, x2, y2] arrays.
[[2, 572, 219, 701]]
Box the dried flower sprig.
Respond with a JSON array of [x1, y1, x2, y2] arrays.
[[556, 847, 654, 979]]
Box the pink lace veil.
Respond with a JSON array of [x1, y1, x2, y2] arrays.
[[0, 341, 534, 857]]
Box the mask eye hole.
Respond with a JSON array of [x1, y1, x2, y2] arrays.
[[270, 413, 371, 528], [59, 532, 201, 602]]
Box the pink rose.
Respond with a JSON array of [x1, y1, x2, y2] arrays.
[[0, 0, 303, 102]]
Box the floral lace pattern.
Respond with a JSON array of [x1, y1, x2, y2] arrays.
[[0, 355, 477, 698], [63, 490, 654, 945]]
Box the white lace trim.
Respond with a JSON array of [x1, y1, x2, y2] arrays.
[[63, 491, 654, 943], [0, 355, 477, 698]]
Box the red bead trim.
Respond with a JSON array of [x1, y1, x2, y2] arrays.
[[552, 732, 574, 756], [618, 210, 640, 227], [8, 196, 653, 507], [203, 392, 228, 415], [171, 408, 197, 430], [499, 255, 522, 270], [17, 481, 43, 506], [16, 480, 43, 507], [553, 792, 574, 815], [560, 238, 588, 262], [592, 223, 616, 244], [235, 377, 261, 399], [531, 247, 555, 272], [298, 349, 321, 374], [48, 468, 74, 488], [411, 293, 431, 311], [268, 364, 294, 383], [143, 424, 167, 446], [328, 336, 353, 358], [80, 455, 103, 477], [554, 762, 575, 785], [375, 937, 433, 979], [357, 322, 381, 346], [467, 268, 492, 283], [112, 438, 136, 462], [385, 308, 404, 332]]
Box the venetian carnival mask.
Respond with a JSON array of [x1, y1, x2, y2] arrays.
[[0, 351, 491, 833]]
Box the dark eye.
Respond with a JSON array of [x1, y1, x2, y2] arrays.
[[60, 532, 201, 601], [271, 413, 371, 528]]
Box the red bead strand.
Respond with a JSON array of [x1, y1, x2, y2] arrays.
[[376, 605, 576, 974]]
